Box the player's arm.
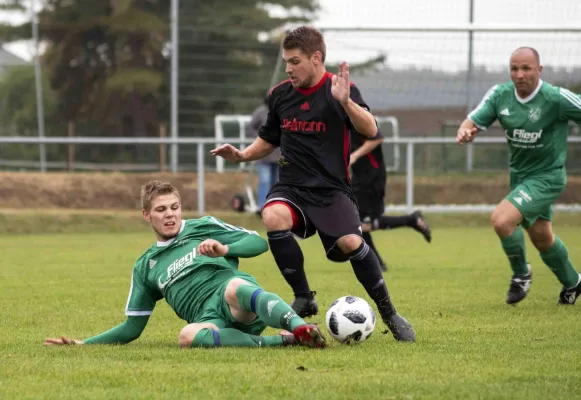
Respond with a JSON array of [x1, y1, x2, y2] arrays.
[[212, 93, 279, 163], [559, 87, 581, 125], [458, 84, 500, 144], [43, 269, 160, 346], [332, 62, 378, 138], [350, 131, 383, 165], [197, 216, 269, 259]]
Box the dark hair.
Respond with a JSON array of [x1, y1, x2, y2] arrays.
[[283, 26, 326, 62], [511, 47, 540, 64]]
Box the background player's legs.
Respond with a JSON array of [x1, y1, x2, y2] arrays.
[[225, 278, 325, 348], [262, 201, 317, 317], [179, 322, 295, 348], [372, 211, 432, 243], [526, 219, 581, 304], [491, 199, 531, 304]]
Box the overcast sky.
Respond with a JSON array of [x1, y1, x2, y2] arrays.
[[2, 0, 581, 72]]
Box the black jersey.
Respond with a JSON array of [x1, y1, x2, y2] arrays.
[[258, 72, 372, 202], [350, 131, 386, 193]]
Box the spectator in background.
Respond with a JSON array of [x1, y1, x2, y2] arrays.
[[245, 95, 281, 213]]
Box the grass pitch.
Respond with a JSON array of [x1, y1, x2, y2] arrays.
[[1, 226, 581, 399]]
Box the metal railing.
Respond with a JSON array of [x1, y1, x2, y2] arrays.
[[2, 135, 581, 215]]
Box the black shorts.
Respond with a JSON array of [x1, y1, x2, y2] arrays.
[[263, 185, 361, 262], [354, 189, 385, 222]]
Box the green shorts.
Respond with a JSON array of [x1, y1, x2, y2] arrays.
[[506, 167, 566, 228], [195, 271, 266, 336]]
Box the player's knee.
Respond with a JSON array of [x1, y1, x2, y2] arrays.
[[224, 278, 252, 305], [336, 234, 363, 254], [491, 209, 516, 237], [261, 205, 293, 231], [179, 323, 219, 348]]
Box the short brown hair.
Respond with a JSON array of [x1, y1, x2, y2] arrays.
[[140, 180, 180, 211], [283, 26, 326, 62]]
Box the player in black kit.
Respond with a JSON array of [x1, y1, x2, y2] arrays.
[[211, 26, 415, 342], [349, 131, 432, 272]]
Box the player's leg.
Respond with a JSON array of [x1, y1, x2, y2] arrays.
[[373, 211, 432, 243], [311, 193, 415, 342], [526, 218, 581, 304], [223, 278, 325, 348], [179, 321, 297, 348], [491, 198, 531, 304], [261, 193, 318, 318], [256, 163, 271, 210]]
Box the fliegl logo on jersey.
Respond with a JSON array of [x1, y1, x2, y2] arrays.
[[282, 118, 327, 133], [157, 247, 198, 290], [506, 129, 543, 145]]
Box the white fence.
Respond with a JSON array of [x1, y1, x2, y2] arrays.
[[2, 135, 581, 215]]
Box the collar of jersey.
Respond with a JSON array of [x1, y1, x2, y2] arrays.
[[514, 79, 543, 104], [156, 220, 186, 247], [295, 71, 333, 96]]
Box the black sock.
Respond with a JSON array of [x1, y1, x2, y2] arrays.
[[348, 241, 396, 317], [267, 230, 311, 296], [373, 215, 414, 230], [362, 231, 385, 266]]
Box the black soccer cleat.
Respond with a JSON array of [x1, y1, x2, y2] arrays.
[[382, 313, 416, 343], [291, 291, 319, 318], [506, 267, 532, 305], [281, 333, 298, 346], [412, 211, 432, 243], [558, 274, 581, 305]]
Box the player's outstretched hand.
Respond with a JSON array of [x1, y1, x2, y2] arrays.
[[43, 336, 84, 346], [331, 61, 350, 106], [197, 239, 229, 258], [210, 144, 244, 163], [456, 127, 478, 145]]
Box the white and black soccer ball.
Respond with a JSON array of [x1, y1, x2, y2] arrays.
[[325, 296, 376, 344]]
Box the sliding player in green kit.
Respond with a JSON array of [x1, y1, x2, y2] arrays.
[[457, 47, 581, 305], [44, 180, 325, 348]]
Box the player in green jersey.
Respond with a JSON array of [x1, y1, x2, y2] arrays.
[[43, 180, 326, 348], [456, 47, 581, 305]]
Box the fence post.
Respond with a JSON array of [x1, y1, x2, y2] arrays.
[[197, 143, 205, 215], [406, 142, 414, 212], [159, 124, 167, 172]]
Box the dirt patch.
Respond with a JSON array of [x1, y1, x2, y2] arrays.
[[0, 171, 580, 210]]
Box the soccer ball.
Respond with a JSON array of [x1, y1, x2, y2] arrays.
[[325, 296, 376, 344]]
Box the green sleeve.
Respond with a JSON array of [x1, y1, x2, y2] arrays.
[[468, 84, 499, 130], [83, 315, 149, 345], [226, 233, 269, 258], [559, 87, 581, 125], [205, 216, 269, 258]]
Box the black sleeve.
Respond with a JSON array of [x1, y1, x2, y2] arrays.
[[258, 92, 281, 147], [349, 83, 370, 111]]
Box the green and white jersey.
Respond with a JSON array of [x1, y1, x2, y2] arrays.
[[469, 80, 581, 177], [125, 216, 264, 323]]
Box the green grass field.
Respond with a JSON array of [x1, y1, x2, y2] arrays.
[[2, 226, 581, 399]]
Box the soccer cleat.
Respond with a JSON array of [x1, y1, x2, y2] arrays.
[[292, 324, 326, 348], [506, 267, 532, 305], [291, 291, 319, 318], [412, 211, 432, 243], [382, 313, 416, 343], [558, 275, 581, 305], [280, 331, 298, 346], [380, 263, 388, 272]]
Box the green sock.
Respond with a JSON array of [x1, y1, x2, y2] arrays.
[[500, 227, 529, 276], [236, 285, 306, 332], [192, 328, 283, 348], [540, 236, 580, 288]]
